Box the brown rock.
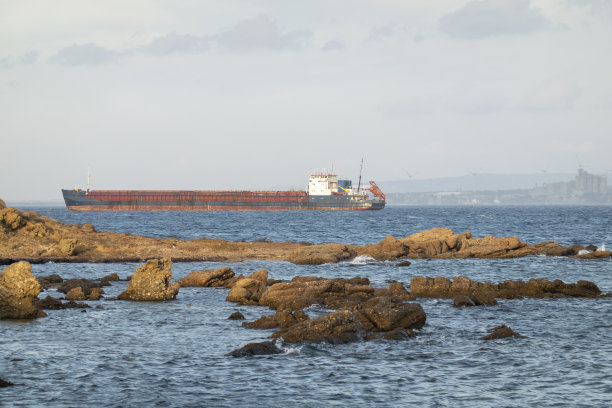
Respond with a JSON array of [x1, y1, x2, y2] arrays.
[[58, 279, 100, 297], [37, 274, 63, 290], [287, 243, 357, 265], [271, 309, 365, 344], [100, 273, 120, 285], [65, 287, 86, 301], [35, 296, 90, 310], [482, 325, 523, 340], [226, 271, 268, 305], [243, 309, 309, 330], [357, 236, 408, 261], [228, 311, 245, 320], [353, 296, 426, 332], [585, 244, 598, 252], [0, 377, 14, 387], [228, 341, 282, 357], [453, 295, 498, 307], [383, 328, 415, 340], [0, 198, 5, 210], [179, 266, 235, 287], [373, 281, 415, 301], [88, 287, 104, 300], [117, 258, 180, 301], [0, 261, 43, 319], [58, 238, 79, 256], [396, 260, 412, 267]]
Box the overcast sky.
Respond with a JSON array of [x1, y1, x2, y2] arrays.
[[2, 0, 612, 200]]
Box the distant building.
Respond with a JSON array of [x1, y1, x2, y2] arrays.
[[531, 168, 607, 202]]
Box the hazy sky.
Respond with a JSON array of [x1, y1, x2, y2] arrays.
[[2, 0, 612, 200]]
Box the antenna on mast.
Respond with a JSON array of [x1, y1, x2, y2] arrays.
[[87, 166, 91, 192], [357, 158, 364, 194]]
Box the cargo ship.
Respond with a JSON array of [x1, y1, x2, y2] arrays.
[[61, 172, 386, 211]]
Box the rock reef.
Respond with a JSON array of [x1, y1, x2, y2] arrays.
[[117, 258, 180, 301], [2, 204, 610, 264], [0, 261, 45, 319]]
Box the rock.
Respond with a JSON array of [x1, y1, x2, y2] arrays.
[[373, 281, 415, 301], [58, 279, 100, 297], [396, 260, 411, 267], [410, 276, 601, 299], [226, 270, 268, 305], [287, 243, 357, 265], [482, 325, 523, 340], [453, 294, 498, 307], [0, 377, 14, 387], [37, 274, 63, 290], [0, 208, 24, 231], [383, 328, 415, 340], [271, 310, 365, 344], [81, 223, 96, 233], [100, 273, 120, 285], [585, 244, 598, 252], [357, 236, 408, 261], [228, 341, 282, 357], [58, 238, 79, 256], [178, 266, 235, 287], [65, 287, 86, 301], [0, 261, 44, 319], [401, 228, 467, 258], [0, 198, 5, 209], [576, 251, 612, 259], [35, 295, 90, 310], [228, 311, 245, 320], [243, 309, 309, 330], [117, 258, 180, 301], [88, 287, 104, 300], [259, 276, 374, 310], [353, 296, 426, 332]]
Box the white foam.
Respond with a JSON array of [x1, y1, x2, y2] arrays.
[[578, 249, 591, 255], [275, 338, 301, 355], [597, 243, 606, 252], [348, 255, 377, 265]]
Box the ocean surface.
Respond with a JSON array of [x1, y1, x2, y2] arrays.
[[1, 206, 611, 407]]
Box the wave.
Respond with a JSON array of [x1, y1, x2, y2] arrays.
[[347, 255, 378, 265]]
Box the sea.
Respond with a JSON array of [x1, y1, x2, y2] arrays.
[[1, 206, 611, 407]]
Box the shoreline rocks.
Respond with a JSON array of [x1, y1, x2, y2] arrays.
[[228, 341, 282, 357], [483, 325, 523, 340]]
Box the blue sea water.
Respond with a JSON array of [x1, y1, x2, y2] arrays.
[[1, 206, 611, 407]]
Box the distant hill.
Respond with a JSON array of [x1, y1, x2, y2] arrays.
[[378, 173, 576, 193]]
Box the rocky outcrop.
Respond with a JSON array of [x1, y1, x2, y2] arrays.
[[65, 287, 86, 301], [453, 295, 498, 307], [228, 341, 282, 357], [410, 276, 602, 299], [100, 273, 120, 286], [0, 207, 24, 231], [243, 309, 309, 330], [118, 258, 180, 301], [482, 325, 523, 340], [89, 287, 104, 300], [37, 274, 63, 290], [0, 261, 45, 319], [35, 295, 89, 310], [287, 243, 357, 265], [0, 198, 5, 209], [271, 309, 365, 344], [357, 236, 409, 261], [258, 276, 373, 310], [352, 296, 426, 333], [228, 311, 245, 320], [226, 269, 268, 305], [58, 279, 101, 297], [179, 266, 236, 288]]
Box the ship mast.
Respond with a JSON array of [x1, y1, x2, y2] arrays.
[[87, 166, 91, 192], [357, 158, 363, 194]]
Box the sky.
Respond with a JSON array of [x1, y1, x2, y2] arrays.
[[1, 0, 612, 200]]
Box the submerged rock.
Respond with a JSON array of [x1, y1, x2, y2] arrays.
[[353, 296, 426, 332], [482, 325, 523, 340], [57, 279, 101, 297], [0, 377, 14, 387], [228, 311, 245, 320], [118, 258, 180, 301], [0, 261, 45, 319], [243, 309, 309, 330], [228, 341, 282, 357], [453, 294, 498, 307], [36, 295, 89, 310], [37, 274, 63, 290]]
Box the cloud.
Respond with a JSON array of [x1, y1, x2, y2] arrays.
[[367, 24, 397, 41], [144, 32, 208, 56], [0, 57, 13, 69], [321, 40, 344, 52], [439, 0, 549, 39], [213, 15, 312, 51], [20, 50, 39, 64], [49, 43, 120, 66], [518, 82, 580, 111]]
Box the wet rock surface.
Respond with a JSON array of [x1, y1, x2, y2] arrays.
[[35, 295, 90, 310], [228, 341, 282, 357], [410, 276, 602, 299], [37, 274, 63, 290], [228, 311, 245, 320], [271, 310, 365, 344], [226, 269, 268, 305], [0, 261, 44, 319], [483, 325, 523, 340], [243, 309, 309, 330], [57, 279, 102, 297], [0, 377, 14, 387], [118, 258, 180, 301], [65, 287, 86, 301]]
